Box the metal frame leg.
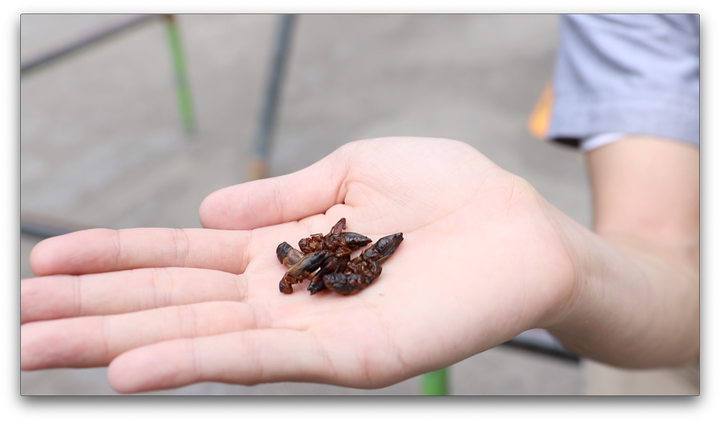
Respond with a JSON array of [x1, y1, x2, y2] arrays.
[[247, 14, 296, 181], [164, 14, 195, 133], [21, 14, 195, 133], [422, 368, 449, 395]]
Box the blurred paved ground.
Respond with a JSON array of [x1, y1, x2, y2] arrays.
[[20, 14, 590, 395]]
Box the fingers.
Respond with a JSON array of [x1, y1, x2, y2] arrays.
[[21, 268, 247, 324], [107, 330, 345, 393], [21, 301, 268, 371], [109, 331, 317, 393], [199, 143, 352, 230], [29, 227, 252, 276]]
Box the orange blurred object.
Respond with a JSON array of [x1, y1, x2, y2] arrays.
[[527, 83, 553, 140]]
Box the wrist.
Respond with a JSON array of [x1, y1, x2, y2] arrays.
[[541, 219, 699, 367]]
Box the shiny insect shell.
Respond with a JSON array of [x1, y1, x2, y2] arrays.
[[275, 218, 403, 295]]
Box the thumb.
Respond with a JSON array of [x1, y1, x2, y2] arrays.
[[199, 144, 352, 230]]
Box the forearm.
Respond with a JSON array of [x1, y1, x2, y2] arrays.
[[544, 136, 699, 368], [546, 217, 699, 368]]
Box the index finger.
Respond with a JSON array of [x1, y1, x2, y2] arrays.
[[29, 227, 253, 277]]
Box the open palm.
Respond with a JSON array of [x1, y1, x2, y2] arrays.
[[21, 137, 577, 393]]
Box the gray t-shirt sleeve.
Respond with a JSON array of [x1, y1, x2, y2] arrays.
[[547, 14, 699, 148]]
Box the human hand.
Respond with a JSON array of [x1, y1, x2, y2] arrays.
[[22, 137, 578, 393]]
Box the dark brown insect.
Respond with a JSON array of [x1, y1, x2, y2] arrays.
[[276, 218, 403, 295]]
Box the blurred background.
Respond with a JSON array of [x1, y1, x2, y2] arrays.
[[20, 14, 592, 395]]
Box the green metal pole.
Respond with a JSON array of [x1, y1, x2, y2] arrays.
[[164, 14, 195, 133], [421, 368, 448, 395]]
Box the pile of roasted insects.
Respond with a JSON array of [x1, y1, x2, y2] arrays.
[[276, 218, 403, 295]]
